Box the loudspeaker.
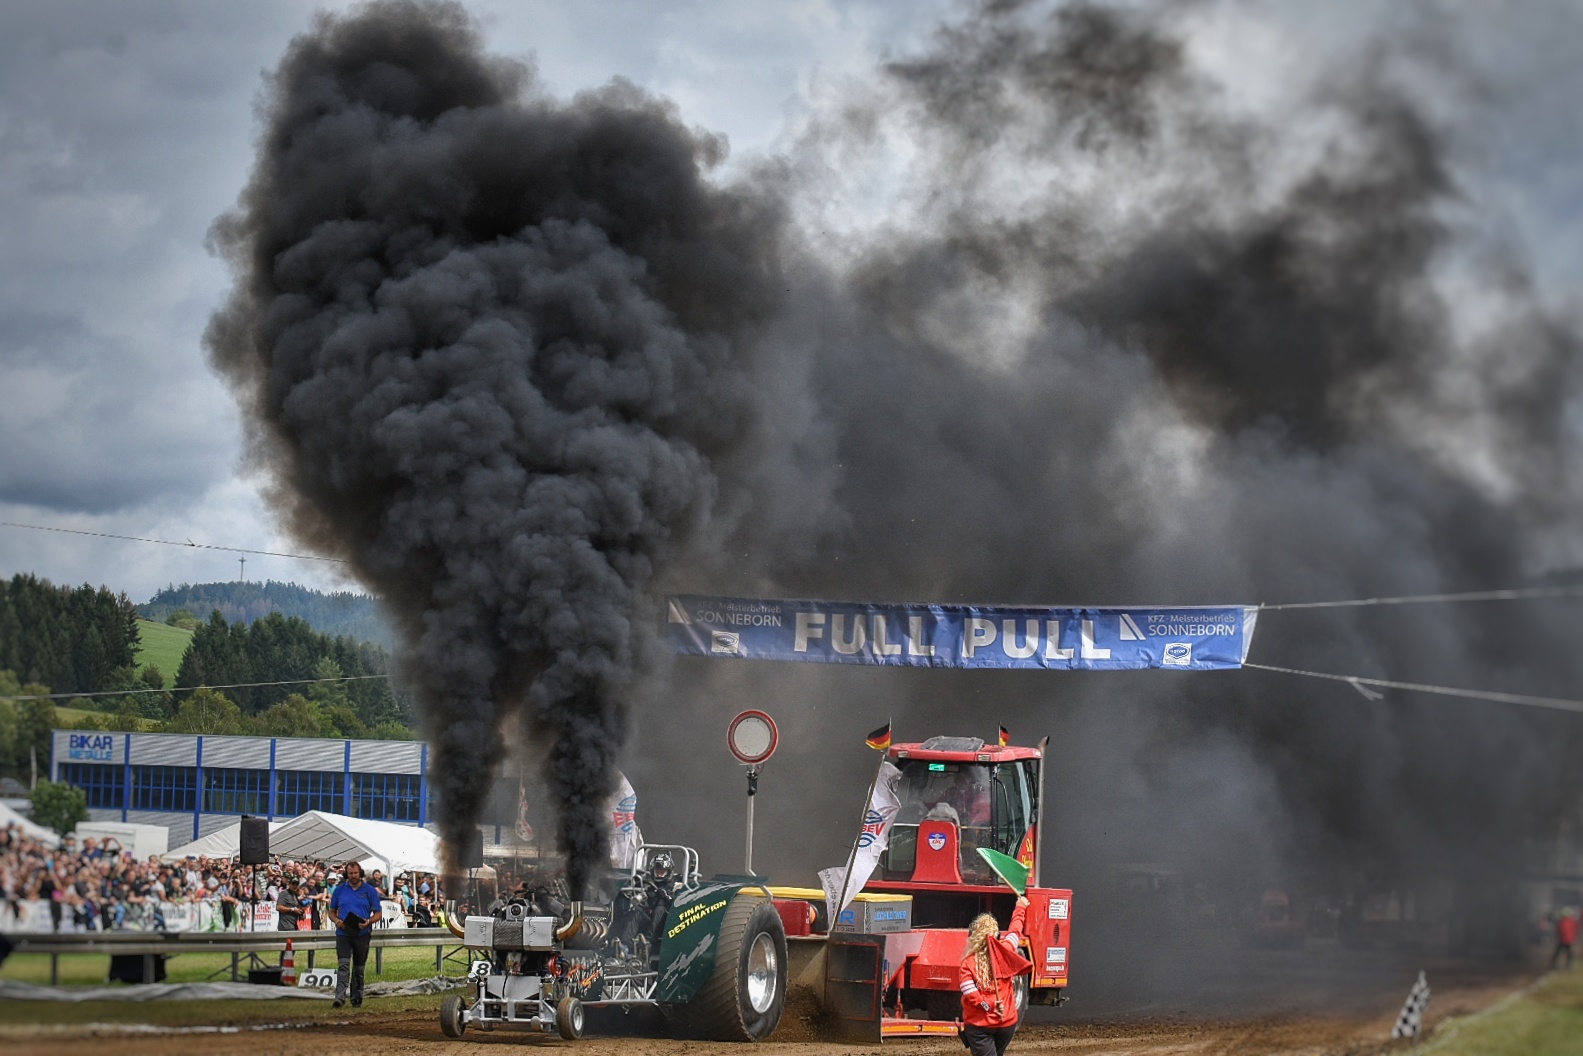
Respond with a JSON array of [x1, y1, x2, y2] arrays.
[[458, 829, 484, 869], [239, 815, 270, 865]]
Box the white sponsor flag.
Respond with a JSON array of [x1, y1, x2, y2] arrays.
[[516, 781, 535, 843], [819, 761, 902, 927], [607, 770, 644, 869]]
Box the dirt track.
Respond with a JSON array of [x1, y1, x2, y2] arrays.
[[0, 970, 1533, 1056]]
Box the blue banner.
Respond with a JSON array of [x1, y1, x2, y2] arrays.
[[665, 595, 1258, 670]]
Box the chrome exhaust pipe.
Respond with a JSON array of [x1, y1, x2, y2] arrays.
[[554, 900, 584, 941], [441, 899, 468, 939]]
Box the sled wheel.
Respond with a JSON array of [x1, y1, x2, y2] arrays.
[[557, 996, 585, 1040], [440, 993, 466, 1038], [684, 893, 788, 1041]]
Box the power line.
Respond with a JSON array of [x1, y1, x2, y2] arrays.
[[0, 674, 389, 702], [1255, 585, 1583, 611], [0, 521, 346, 564], [1244, 661, 1583, 714], [9, 518, 1583, 610]]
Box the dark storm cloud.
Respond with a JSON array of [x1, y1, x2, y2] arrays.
[[0, 2, 300, 520]]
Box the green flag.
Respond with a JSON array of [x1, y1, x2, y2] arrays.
[[976, 847, 1029, 895]]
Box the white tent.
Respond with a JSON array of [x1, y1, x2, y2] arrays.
[[266, 811, 445, 877], [162, 820, 284, 863], [0, 800, 58, 846]]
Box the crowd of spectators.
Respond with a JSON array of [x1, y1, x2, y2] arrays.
[[1, 821, 444, 933]]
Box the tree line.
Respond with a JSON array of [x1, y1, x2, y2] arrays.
[[0, 575, 418, 784], [173, 609, 404, 723], [0, 661, 416, 786], [0, 574, 141, 694]]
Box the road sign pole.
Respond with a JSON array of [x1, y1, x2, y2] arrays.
[[727, 712, 777, 877], [745, 766, 758, 874]]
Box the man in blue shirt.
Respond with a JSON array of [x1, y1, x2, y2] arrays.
[[328, 861, 383, 1008]]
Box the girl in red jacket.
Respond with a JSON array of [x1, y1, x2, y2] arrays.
[[957, 895, 1032, 1056]]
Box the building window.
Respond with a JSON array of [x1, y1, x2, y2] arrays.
[[58, 762, 124, 810], [131, 766, 197, 812], [276, 770, 343, 816], [352, 771, 421, 822], [203, 767, 270, 815]]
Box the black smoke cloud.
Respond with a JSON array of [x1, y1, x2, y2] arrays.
[[206, 0, 783, 893], [211, 0, 1583, 989], [634, 0, 1583, 996]]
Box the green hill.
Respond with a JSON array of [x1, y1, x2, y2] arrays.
[[134, 618, 192, 682], [140, 581, 391, 647]]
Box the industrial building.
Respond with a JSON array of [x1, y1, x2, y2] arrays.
[[50, 728, 428, 847]]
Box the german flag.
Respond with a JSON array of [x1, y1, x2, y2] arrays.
[[998, 724, 1010, 747], [865, 722, 892, 751]]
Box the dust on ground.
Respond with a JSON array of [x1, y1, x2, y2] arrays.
[[0, 971, 1536, 1056]]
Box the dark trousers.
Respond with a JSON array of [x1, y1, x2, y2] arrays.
[[335, 930, 372, 1002], [1552, 940, 1574, 970], [962, 1023, 1018, 1056]]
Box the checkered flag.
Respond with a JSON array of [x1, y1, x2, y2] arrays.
[[1390, 970, 1432, 1040]]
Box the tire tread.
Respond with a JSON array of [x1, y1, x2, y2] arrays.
[[683, 894, 786, 1041]]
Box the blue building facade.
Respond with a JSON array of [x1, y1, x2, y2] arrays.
[[51, 729, 429, 845]]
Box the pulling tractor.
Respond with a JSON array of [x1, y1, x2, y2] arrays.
[[440, 845, 789, 1041], [781, 734, 1073, 1039]]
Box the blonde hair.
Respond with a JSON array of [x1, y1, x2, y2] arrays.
[[964, 912, 999, 985]]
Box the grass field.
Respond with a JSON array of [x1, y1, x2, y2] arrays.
[[50, 705, 157, 730], [1426, 968, 1583, 1055], [0, 943, 456, 988], [133, 618, 192, 680], [0, 944, 455, 1029]]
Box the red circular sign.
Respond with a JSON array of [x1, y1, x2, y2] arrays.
[[727, 710, 779, 765]]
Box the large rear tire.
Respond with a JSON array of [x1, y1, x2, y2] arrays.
[[440, 993, 466, 1038], [681, 894, 788, 1041]]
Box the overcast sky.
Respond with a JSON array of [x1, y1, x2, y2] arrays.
[[1, 0, 1579, 604]]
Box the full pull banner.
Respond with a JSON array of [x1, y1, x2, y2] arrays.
[[665, 595, 1258, 670]]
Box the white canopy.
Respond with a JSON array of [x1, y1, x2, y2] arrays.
[[266, 811, 444, 877], [0, 800, 58, 846], [162, 820, 284, 863]]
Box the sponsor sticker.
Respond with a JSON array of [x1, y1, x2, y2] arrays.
[[1048, 898, 1069, 920], [711, 630, 742, 654], [1047, 946, 1067, 964], [1162, 642, 1193, 666], [927, 833, 947, 851]]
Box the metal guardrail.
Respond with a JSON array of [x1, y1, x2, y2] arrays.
[[3, 928, 472, 986]]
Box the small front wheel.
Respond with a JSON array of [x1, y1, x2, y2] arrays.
[[557, 996, 585, 1040], [440, 993, 466, 1038]]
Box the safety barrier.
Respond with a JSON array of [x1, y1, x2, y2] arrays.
[[1, 898, 412, 934], [3, 928, 470, 986]]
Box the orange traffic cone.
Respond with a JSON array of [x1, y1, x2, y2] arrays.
[[282, 938, 297, 986]]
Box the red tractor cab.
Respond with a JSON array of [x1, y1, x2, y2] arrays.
[[861, 736, 1072, 1034]]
